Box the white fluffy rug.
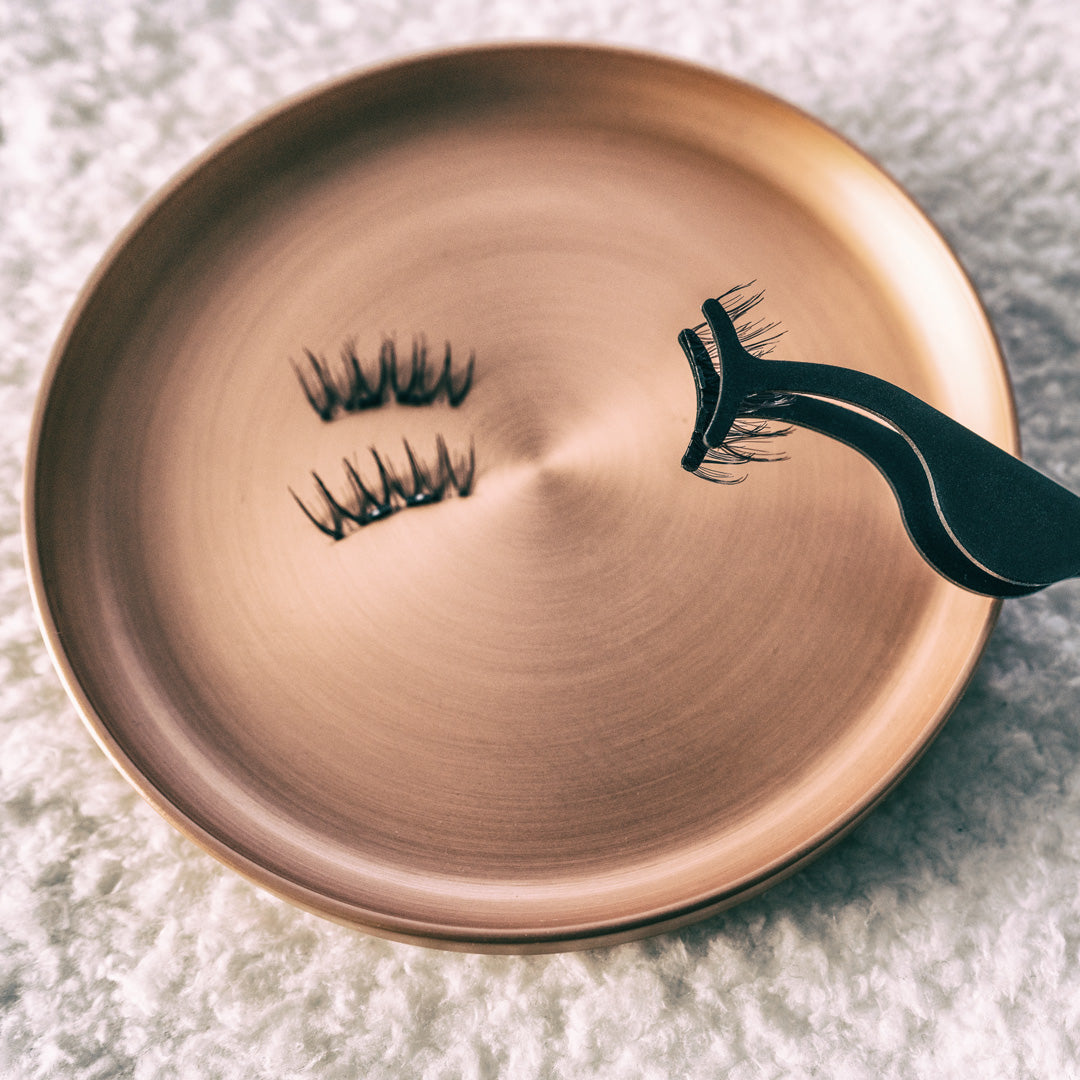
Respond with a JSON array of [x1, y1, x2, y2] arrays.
[[4, 1, 1080, 1077]]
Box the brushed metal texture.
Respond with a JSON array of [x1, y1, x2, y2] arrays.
[[24, 44, 1012, 951]]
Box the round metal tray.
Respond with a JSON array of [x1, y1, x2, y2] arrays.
[[24, 44, 1012, 951]]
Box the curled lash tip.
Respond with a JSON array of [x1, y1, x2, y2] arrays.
[[291, 437, 476, 540], [290, 477, 346, 539], [435, 433, 477, 497], [293, 336, 475, 420]]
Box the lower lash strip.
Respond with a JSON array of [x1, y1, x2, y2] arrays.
[[691, 415, 793, 483], [293, 336, 476, 420], [290, 436, 476, 539]]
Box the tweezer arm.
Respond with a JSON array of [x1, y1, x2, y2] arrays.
[[754, 396, 1040, 597], [741, 359, 1080, 592]]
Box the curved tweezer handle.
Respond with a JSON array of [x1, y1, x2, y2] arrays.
[[746, 360, 1080, 595], [754, 396, 1047, 597]]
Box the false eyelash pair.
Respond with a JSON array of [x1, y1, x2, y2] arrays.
[[291, 437, 476, 540], [294, 336, 475, 420], [291, 334, 478, 539]]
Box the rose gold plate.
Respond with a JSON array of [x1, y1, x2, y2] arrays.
[[25, 44, 1014, 951]]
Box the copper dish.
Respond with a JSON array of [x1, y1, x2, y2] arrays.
[[24, 44, 1013, 951]]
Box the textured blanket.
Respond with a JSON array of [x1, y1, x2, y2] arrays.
[[3, 1, 1080, 1077]]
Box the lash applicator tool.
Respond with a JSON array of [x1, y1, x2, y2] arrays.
[[680, 287, 1080, 597]]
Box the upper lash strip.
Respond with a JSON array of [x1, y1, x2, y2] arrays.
[[293, 336, 476, 420]]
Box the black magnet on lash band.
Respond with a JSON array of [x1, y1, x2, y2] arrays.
[[680, 286, 1080, 597]]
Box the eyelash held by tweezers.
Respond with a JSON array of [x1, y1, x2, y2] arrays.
[[680, 283, 794, 483], [290, 436, 477, 540], [293, 337, 476, 420]]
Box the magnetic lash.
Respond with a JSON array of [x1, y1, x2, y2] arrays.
[[293, 336, 476, 420], [291, 437, 476, 540], [679, 284, 794, 483]]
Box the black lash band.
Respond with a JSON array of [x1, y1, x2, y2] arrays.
[[293, 337, 475, 420], [291, 437, 477, 540]]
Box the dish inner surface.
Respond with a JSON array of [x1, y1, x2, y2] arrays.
[[33, 52, 1005, 934]]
